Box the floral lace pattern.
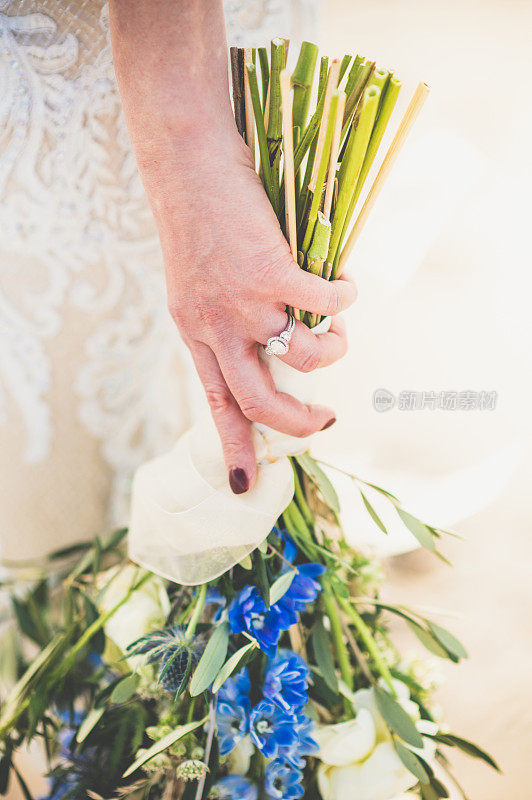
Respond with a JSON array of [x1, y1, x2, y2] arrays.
[[0, 0, 317, 527]]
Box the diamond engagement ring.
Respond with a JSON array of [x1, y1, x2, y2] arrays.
[[264, 313, 296, 356]]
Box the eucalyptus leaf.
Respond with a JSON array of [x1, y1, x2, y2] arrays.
[[123, 718, 207, 777], [394, 741, 430, 784], [396, 508, 435, 551], [427, 622, 468, 660], [212, 642, 257, 694], [296, 452, 340, 513], [430, 733, 500, 771], [311, 618, 338, 693], [110, 673, 140, 704], [189, 622, 229, 697], [407, 621, 454, 660], [374, 686, 424, 748], [360, 491, 388, 534], [76, 706, 105, 743], [269, 570, 296, 606]]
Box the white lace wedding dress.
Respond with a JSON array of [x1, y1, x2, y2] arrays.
[[0, 0, 321, 562]]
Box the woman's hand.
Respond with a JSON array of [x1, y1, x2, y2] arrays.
[[110, 0, 356, 494], [141, 131, 356, 493]]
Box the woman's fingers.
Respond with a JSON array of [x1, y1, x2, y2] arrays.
[[278, 316, 348, 372], [215, 343, 336, 437], [279, 265, 357, 317], [190, 342, 257, 494]]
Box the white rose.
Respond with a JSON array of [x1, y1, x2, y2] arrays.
[[226, 735, 254, 775], [317, 682, 436, 800], [318, 741, 417, 800], [96, 564, 170, 654]]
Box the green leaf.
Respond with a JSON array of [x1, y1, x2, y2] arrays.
[[212, 642, 257, 694], [394, 741, 430, 784], [111, 673, 140, 704], [360, 491, 388, 534], [0, 749, 12, 793], [374, 686, 424, 748], [427, 622, 468, 660], [269, 571, 296, 606], [311, 618, 339, 693], [396, 508, 435, 551], [123, 717, 207, 778], [189, 622, 229, 697], [76, 706, 105, 743], [237, 554, 253, 570], [407, 621, 454, 660], [431, 733, 500, 772], [296, 452, 340, 513], [257, 539, 268, 554]]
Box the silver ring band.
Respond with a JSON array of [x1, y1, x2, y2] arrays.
[[264, 313, 295, 356]]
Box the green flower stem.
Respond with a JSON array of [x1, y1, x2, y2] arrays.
[[343, 55, 363, 99], [321, 579, 354, 692], [353, 74, 401, 203], [58, 571, 152, 676], [246, 63, 276, 210], [292, 41, 319, 135], [301, 91, 340, 255], [327, 86, 380, 276], [293, 56, 329, 180], [306, 212, 332, 275], [338, 597, 396, 695], [334, 75, 400, 272], [257, 46, 269, 110], [342, 60, 375, 131], [185, 583, 207, 642], [339, 54, 352, 83], [267, 37, 285, 209], [291, 459, 314, 526]]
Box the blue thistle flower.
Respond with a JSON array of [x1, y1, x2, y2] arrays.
[[263, 651, 310, 713], [264, 759, 304, 800], [126, 626, 198, 694], [249, 700, 297, 759], [215, 775, 258, 800]]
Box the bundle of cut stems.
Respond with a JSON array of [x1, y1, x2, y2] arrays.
[[232, 40, 429, 327]]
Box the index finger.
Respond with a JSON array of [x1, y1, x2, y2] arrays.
[[279, 265, 357, 317]]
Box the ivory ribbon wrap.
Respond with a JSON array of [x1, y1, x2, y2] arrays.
[[129, 317, 331, 585]]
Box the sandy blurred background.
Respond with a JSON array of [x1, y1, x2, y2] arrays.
[[319, 0, 532, 797]]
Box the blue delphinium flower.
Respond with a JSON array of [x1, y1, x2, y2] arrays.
[[278, 712, 319, 768], [280, 562, 326, 612], [264, 759, 304, 800], [218, 667, 250, 704], [249, 700, 297, 758], [205, 587, 227, 621], [263, 651, 310, 713], [215, 667, 251, 755], [215, 775, 258, 800], [228, 586, 290, 657]]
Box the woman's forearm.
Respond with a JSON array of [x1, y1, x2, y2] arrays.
[[109, 0, 235, 148]]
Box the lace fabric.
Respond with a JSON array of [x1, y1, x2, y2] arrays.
[[0, 0, 319, 560]]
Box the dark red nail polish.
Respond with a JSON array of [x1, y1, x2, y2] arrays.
[[321, 417, 336, 431], [229, 467, 249, 494]]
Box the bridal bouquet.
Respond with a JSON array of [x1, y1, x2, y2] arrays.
[[0, 40, 497, 800]]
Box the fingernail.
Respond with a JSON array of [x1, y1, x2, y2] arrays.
[[321, 417, 336, 431], [229, 467, 249, 494]]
